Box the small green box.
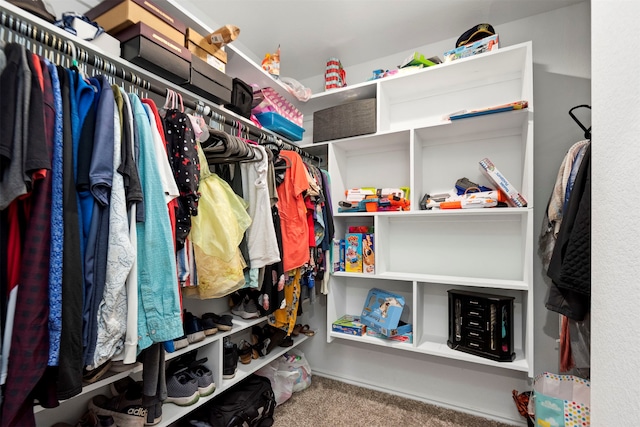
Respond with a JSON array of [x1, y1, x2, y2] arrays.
[[400, 52, 438, 69]]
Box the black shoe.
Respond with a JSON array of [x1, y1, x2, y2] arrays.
[[223, 339, 238, 379], [201, 312, 233, 331], [200, 316, 219, 336], [183, 310, 205, 344]]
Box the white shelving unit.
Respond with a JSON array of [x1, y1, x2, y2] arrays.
[[302, 42, 535, 377]]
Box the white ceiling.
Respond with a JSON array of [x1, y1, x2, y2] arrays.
[[51, 0, 583, 81]]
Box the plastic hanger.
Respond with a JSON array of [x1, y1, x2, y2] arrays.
[[569, 104, 591, 140]]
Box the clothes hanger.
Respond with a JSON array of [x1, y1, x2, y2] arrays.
[[568, 104, 591, 140]]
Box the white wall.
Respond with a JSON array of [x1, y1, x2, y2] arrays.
[[591, 1, 640, 424], [297, 2, 591, 424]]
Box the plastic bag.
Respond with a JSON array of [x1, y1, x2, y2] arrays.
[[281, 348, 312, 393], [254, 360, 298, 406], [279, 77, 312, 102]]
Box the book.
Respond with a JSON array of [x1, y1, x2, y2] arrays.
[[478, 158, 528, 208]]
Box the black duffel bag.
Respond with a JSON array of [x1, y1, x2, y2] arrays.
[[208, 374, 276, 427]]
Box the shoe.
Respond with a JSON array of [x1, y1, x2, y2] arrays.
[[165, 368, 200, 406], [183, 310, 206, 344], [110, 376, 140, 397], [167, 351, 216, 398], [223, 339, 238, 379], [88, 388, 146, 427], [279, 336, 294, 347], [200, 316, 219, 336], [231, 296, 260, 319], [250, 326, 270, 358], [201, 312, 233, 331], [83, 360, 113, 384], [237, 339, 252, 365], [144, 402, 162, 426], [192, 364, 215, 397], [51, 409, 115, 427]]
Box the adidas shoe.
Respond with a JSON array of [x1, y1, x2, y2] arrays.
[[88, 390, 146, 427]]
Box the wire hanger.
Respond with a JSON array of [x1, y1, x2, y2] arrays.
[[569, 104, 591, 140]]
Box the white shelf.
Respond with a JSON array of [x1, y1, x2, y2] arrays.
[[323, 41, 534, 376], [328, 331, 529, 373], [331, 271, 529, 291]]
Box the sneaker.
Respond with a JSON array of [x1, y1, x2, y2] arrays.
[[88, 389, 146, 427], [183, 310, 205, 344], [231, 297, 260, 319], [165, 369, 200, 406], [201, 312, 233, 331], [191, 364, 215, 397], [200, 316, 219, 336], [237, 339, 252, 365], [223, 339, 238, 379]]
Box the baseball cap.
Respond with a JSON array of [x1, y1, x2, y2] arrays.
[[456, 23, 495, 48]]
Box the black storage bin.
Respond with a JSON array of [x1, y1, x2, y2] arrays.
[[224, 77, 253, 118], [313, 98, 376, 142]]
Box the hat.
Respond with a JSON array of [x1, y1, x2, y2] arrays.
[[456, 23, 495, 48], [7, 0, 56, 23]]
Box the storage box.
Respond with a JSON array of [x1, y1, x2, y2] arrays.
[[332, 315, 367, 336], [254, 112, 305, 142], [344, 233, 362, 273], [331, 238, 344, 273], [360, 288, 412, 337], [85, 0, 186, 45], [443, 34, 499, 63], [185, 27, 228, 67], [313, 98, 377, 143], [362, 233, 375, 274], [118, 22, 191, 85], [447, 289, 515, 362], [180, 56, 232, 105], [478, 157, 527, 207]]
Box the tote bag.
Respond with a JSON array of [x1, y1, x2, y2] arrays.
[[533, 372, 590, 427]]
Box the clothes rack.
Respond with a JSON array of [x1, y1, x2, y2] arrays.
[[0, 3, 321, 164]]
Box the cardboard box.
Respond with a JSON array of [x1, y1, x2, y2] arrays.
[[332, 315, 367, 336], [344, 233, 362, 273], [331, 239, 343, 273], [118, 22, 191, 85], [185, 28, 227, 65], [478, 157, 528, 207], [180, 56, 232, 105], [362, 233, 375, 274], [360, 288, 412, 337], [85, 0, 186, 45], [443, 34, 499, 63], [313, 98, 377, 143]]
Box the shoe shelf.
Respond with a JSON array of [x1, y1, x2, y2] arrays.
[[158, 334, 310, 427]]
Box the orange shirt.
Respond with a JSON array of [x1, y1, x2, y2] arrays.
[[277, 151, 310, 271]]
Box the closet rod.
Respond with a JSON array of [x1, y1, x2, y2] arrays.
[[0, 5, 321, 164]]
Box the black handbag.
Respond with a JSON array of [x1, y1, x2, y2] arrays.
[[225, 78, 254, 119]]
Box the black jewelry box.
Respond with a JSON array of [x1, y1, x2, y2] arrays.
[[447, 289, 515, 362]]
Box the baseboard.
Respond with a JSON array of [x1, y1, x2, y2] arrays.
[[311, 368, 527, 426]]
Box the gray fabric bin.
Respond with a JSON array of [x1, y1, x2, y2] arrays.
[[313, 98, 376, 143]]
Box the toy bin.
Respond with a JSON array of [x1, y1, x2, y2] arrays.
[[254, 112, 305, 141]]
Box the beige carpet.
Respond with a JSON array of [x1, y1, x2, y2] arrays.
[[273, 375, 516, 427]]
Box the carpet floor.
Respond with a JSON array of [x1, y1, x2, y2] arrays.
[[273, 374, 517, 427]]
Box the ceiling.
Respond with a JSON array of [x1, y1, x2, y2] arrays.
[[52, 0, 583, 81]]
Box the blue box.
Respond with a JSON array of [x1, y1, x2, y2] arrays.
[[360, 288, 412, 337], [443, 34, 500, 63], [254, 112, 305, 141]]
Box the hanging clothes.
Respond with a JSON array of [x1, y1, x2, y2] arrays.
[[276, 150, 311, 271]]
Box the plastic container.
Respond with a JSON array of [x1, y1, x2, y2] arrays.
[[254, 112, 305, 141]]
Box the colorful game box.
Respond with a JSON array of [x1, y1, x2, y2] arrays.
[[332, 315, 367, 336], [344, 233, 362, 273], [362, 233, 375, 274], [360, 288, 412, 337]]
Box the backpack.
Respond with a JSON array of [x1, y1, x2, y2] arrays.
[[208, 374, 276, 427]]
